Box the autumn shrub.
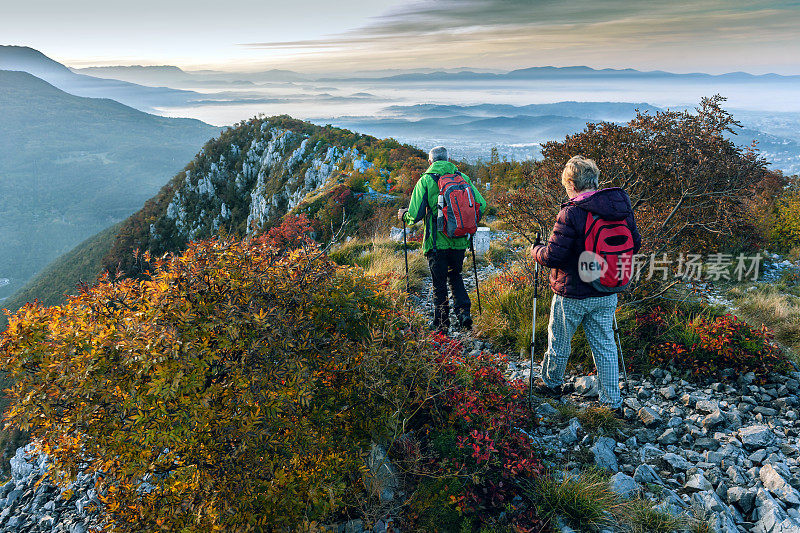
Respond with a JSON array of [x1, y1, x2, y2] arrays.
[[770, 191, 800, 253], [1, 235, 553, 531], [0, 237, 454, 531], [395, 334, 548, 533], [635, 306, 790, 382]]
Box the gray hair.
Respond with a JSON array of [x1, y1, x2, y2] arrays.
[[429, 146, 448, 162], [562, 155, 600, 192]]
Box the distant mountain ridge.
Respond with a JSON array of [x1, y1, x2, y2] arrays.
[[73, 65, 307, 86], [336, 65, 800, 83], [0, 69, 219, 299], [0, 45, 199, 111]]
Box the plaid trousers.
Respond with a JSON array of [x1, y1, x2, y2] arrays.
[[541, 293, 622, 408]]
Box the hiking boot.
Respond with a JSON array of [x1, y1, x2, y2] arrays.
[[457, 314, 473, 331], [531, 378, 562, 398], [427, 322, 449, 336]]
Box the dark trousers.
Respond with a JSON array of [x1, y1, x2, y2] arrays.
[[426, 248, 471, 330]]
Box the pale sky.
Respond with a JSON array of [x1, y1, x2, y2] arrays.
[[3, 0, 799, 74]]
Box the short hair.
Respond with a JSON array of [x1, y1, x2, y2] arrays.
[[562, 155, 600, 192], [429, 146, 448, 162]]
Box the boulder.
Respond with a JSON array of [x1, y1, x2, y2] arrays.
[[574, 375, 599, 398], [740, 425, 776, 450], [365, 443, 398, 502], [633, 464, 663, 485], [9, 446, 35, 482], [691, 490, 738, 533], [727, 486, 756, 515], [591, 437, 618, 472], [638, 407, 662, 427], [536, 402, 560, 419], [657, 428, 679, 445], [696, 399, 719, 413], [609, 472, 638, 499], [559, 418, 582, 447], [685, 472, 714, 492], [640, 444, 663, 463], [760, 463, 800, 505], [659, 385, 677, 400], [754, 488, 800, 533], [661, 452, 691, 471], [702, 410, 726, 428]]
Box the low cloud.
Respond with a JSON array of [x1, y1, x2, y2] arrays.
[[241, 0, 800, 73]]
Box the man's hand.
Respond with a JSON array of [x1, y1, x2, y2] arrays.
[[397, 208, 408, 222]]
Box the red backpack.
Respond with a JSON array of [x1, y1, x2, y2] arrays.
[[430, 173, 481, 238], [580, 212, 635, 292]]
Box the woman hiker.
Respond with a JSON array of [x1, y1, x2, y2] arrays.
[[529, 155, 641, 410]]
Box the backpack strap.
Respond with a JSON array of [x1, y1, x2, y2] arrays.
[[423, 173, 440, 251]]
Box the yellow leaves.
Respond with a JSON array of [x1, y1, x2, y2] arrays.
[[0, 236, 425, 531]]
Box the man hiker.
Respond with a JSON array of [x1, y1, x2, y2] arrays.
[[398, 146, 488, 334], [529, 155, 641, 410]]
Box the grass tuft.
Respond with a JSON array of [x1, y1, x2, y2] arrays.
[[328, 236, 428, 293], [731, 284, 800, 359], [524, 468, 691, 532], [524, 468, 620, 526], [555, 402, 625, 433], [619, 499, 688, 533]]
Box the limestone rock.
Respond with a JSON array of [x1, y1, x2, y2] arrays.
[[638, 407, 662, 427], [591, 437, 619, 472], [740, 425, 776, 450], [609, 472, 638, 498]]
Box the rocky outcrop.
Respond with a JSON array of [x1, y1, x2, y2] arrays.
[[156, 123, 388, 245], [0, 445, 101, 533]]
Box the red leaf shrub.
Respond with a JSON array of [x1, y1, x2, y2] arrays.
[[397, 334, 548, 532], [642, 310, 790, 382]]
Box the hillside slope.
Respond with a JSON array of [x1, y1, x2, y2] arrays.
[[0, 70, 219, 299], [0, 224, 122, 326], [3, 115, 425, 318]]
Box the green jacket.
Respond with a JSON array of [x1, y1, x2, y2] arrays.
[[403, 161, 488, 253]]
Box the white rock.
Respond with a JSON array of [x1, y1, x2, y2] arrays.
[[609, 472, 638, 498], [760, 463, 800, 505], [685, 472, 714, 492], [591, 437, 618, 472], [740, 425, 777, 450]]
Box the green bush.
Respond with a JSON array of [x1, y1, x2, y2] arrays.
[[770, 192, 800, 252], [1, 237, 450, 531]]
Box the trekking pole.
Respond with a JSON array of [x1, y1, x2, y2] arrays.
[[469, 235, 482, 315], [529, 233, 540, 408], [613, 313, 629, 391], [402, 224, 410, 296]]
